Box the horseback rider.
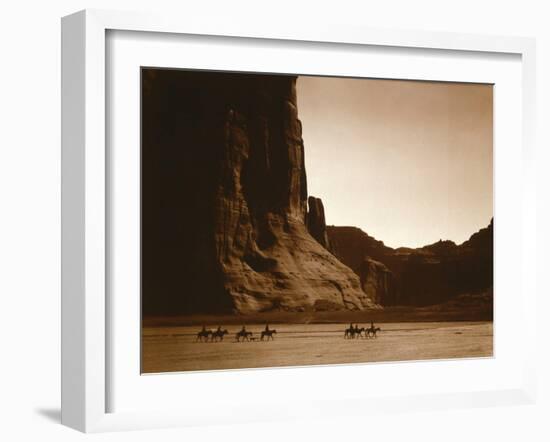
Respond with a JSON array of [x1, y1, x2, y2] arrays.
[[241, 325, 246, 333], [197, 325, 210, 342], [265, 323, 270, 332]]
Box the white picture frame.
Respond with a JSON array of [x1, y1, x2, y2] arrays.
[[61, 9, 537, 433]]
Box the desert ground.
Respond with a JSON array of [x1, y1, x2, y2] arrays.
[[142, 321, 493, 373]]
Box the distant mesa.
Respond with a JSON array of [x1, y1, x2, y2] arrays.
[[326, 220, 493, 307]]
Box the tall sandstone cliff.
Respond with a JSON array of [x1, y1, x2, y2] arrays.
[[142, 70, 377, 315]]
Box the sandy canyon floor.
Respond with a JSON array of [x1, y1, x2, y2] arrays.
[[142, 321, 493, 373]]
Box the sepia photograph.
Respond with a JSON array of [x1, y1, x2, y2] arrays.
[[141, 68, 493, 374]]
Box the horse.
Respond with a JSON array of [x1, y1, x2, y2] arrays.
[[344, 326, 355, 339], [211, 329, 229, 342], [354, 327, 366, 338], [235, 330, 253, 342], [366, 326, 381, 338], [344, 326, 364, 339], [196, 329, 212, 342], [261, 329, 277, 340]]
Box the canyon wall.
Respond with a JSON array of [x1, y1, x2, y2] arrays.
[[327, 220, 493, 306], [142, 70, 378, 315]]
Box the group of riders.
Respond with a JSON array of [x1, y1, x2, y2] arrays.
[[345, 322, 381, 339], [196, 324, 277, 342], [196, 322, 381, 342]]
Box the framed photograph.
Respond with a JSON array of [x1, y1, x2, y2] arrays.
[[61, 9, 537, 432]]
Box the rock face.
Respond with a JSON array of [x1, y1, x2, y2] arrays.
[[142, 70, 377, 315], [305, 202, 396, 305], [306, 196, 332, 250], [327, 226, 393, 273], [360, 258, 398, 305], [327, 220, 493, 306]]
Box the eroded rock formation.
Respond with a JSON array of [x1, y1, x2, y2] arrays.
[[306, 196, 332, 250], [360, 257, 398, 305], [327, 220, 493, 306], [142, 70, 378, 315]]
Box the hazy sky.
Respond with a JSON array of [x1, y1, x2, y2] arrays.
[[297, 76, 493, 249]]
